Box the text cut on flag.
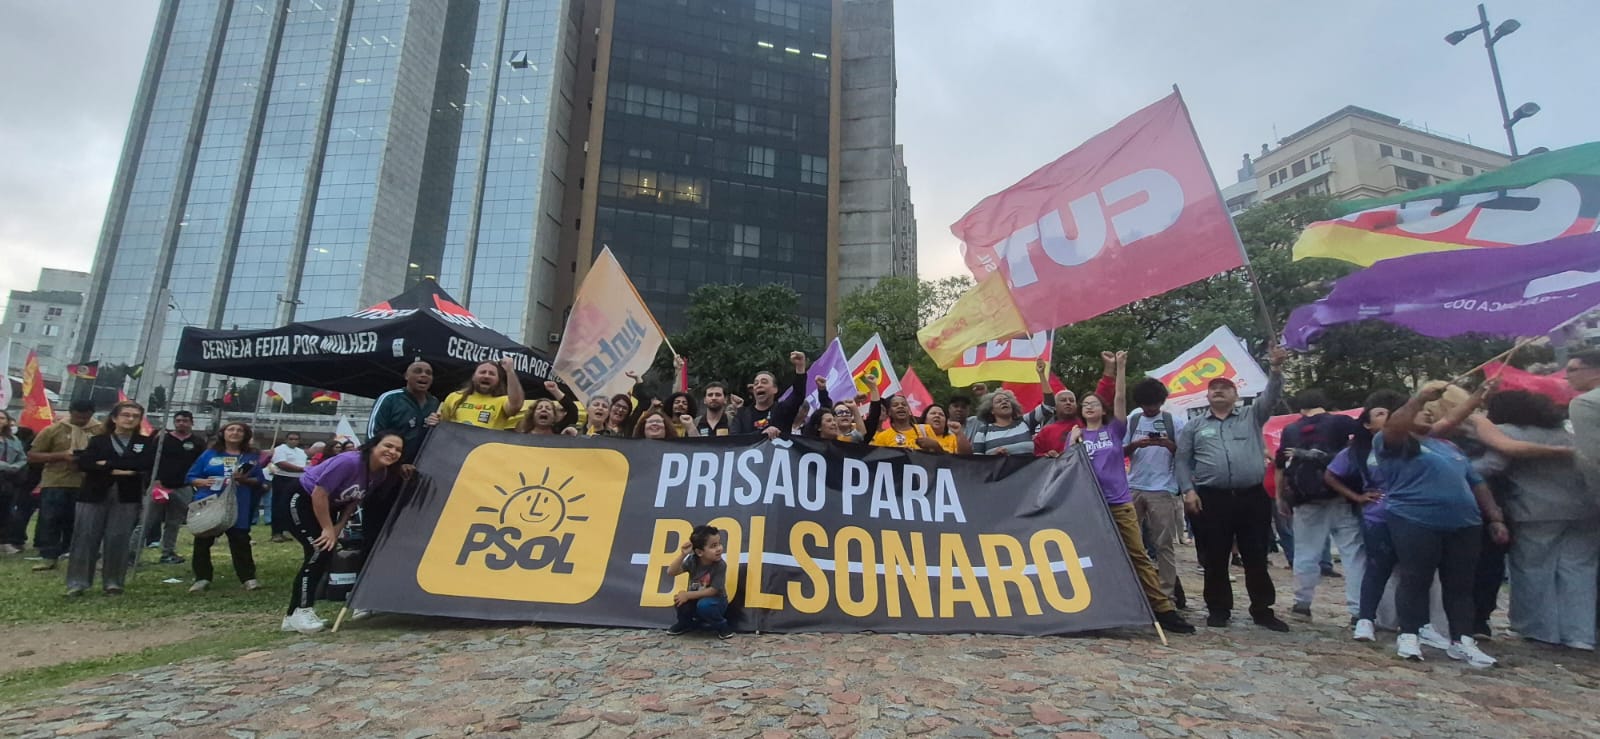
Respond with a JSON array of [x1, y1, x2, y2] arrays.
[[554, 246, 667, 403], [951, 91, 1243, 333]]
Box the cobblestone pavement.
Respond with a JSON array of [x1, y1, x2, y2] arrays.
[[3, 577, 1599, 738]]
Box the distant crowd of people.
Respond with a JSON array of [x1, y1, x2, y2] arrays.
[[5, 344, 1597, 663]]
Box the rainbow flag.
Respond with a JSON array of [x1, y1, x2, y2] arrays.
[[1291, 142, 1600, 267]]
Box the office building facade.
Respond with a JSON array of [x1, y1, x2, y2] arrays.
[[563, 0, 904, 337], [83, 0, 905, 399], [80, 0, 580, 403]]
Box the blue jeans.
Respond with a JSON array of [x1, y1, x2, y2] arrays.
[[35, 487, 76, 561], [673, 595, 729, 630], [1358, 517, 1396, 621]]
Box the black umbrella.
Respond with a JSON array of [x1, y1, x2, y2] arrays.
[[175, 279, 556, 399]]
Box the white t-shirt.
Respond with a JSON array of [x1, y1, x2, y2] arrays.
[[1126, 410, 1185, 494], [269, 444, 310, 479]]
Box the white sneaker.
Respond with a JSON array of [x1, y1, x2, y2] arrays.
[[1447, 636, 1497, 668], [285, 608, 325, 634], [1417, 623, 1452, 650], [1396, 633, 1423, 661], [1353, 619, 1376, 642], [1563, 641, 1595, 651], [242, 579, 261, 591], [188, 580, 210, 593], [350, 608, 373, 621]]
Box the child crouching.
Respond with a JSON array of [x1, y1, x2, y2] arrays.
[[667, 524, 732, 639]]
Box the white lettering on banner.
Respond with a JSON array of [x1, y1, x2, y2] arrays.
[[348, 307, 420, 320], [655, 448, 967, 523], [444, 337, 554, 378], [430, 307, 496, 331], [958, 330, 1051, 367], [201, 333, 378, 360], [570, 316, 648, 396], [996, 168, 1185, 288], [1439, 294, 1573, 313]]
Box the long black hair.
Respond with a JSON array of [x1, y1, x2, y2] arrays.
[[1485, 390, 1564, 429], [211, 421, 255, 454]]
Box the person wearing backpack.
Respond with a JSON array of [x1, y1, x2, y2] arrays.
[[1275, 389, 1363, 623], [1124, 377, 1187, 609]]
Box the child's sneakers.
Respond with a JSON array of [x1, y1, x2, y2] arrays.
[[667, 622, 692, 636], [717, 626, 734, 640]]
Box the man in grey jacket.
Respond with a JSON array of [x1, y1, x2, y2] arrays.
[[1177, 346, 1288, 631], [1566, 350, 1600, 491]]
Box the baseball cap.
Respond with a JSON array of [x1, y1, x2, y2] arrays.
[[1207, 377, 1237, 390]]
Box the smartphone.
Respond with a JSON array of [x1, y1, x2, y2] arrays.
[[1148, 432, 1164, 439], [236, 461, 256, 476]]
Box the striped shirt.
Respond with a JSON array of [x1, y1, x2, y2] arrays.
[[970, 405, 1053, 455]]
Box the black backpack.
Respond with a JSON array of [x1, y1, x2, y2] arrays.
[[1279, 415, 1345, 506]]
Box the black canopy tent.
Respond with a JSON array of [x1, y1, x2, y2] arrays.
[[175, 280, 556, 400]]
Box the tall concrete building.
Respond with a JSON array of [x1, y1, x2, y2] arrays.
[[83, 0, 905, 395], [1250, 106, 1510, 205], [562, 0, 905, 337], [890, 144, 917, 279], [2, 269, 91, 378], [79, 0, 581, 403]]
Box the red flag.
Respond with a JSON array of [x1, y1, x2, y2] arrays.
[[1485, 362, 1578, 406], [898, 368, 935, 420], [952, 91, 1242, 332], [1263, 409, 1362, 455], [1001, 374, 1067, 412], [19, 350, 54, 433], [116, 390, 156, 435], [311, 390, 342, 404]]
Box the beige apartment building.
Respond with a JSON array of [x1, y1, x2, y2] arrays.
[[1252, 105, 1511, 204]]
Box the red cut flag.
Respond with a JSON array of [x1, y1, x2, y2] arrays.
[[898, 368, 935, 420], [19, 350, 54, 433], [952, 91, 1243, 332]]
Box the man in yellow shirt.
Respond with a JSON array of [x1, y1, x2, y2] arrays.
[[440, 357, 524, 430]]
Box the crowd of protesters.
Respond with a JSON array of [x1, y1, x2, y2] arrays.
[[4, 343, 1599, 663]]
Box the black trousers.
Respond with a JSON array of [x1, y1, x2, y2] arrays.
[[1192, 484, 1277, 618], [270, 476, 300, 536], [193, 528, 256, 583], [286, 492, 334, 614], [1390, 516, 1481, 639], [1472, 526, 1509, 627], [6, 489, 36, 548], [35, 488, 76, 561]]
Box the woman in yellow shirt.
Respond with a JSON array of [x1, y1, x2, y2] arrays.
[[870, 396, 944, 453], [921, 404, 972, 455]]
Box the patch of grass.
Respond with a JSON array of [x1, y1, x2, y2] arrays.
[[0, 524, 307, 627], [0, 628, 289, 703], [0, 522, 331, 698]]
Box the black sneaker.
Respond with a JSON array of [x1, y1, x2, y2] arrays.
[[717, 626, 734, 640], [1321, 566, 1341, 578], [159, 554, 186, 565], [1205, 613, 1229, 628], [1253, 613, 1291, 632], [1471, 621, 1493, 640], [1156, 610, 1195, 635], [1291, 603, 1312, 620], [666, 623, 692, 635]]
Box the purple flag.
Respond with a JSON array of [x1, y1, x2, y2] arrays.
[[1285, 232, 1600, 350]]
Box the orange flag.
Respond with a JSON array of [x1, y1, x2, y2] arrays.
[[19, 350, 54, 433]]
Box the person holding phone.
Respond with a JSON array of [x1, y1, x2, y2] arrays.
[[1124, 377, 1187, 611], [184, 421, 268, 593]]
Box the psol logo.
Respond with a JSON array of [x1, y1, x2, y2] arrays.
[[417, 444, 627, 603]]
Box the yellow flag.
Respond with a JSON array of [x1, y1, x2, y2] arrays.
[[917, 272, 1028, 368]]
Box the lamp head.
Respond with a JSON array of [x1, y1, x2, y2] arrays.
[[1511, 101, 1541, 124], [1491, 19, 1521, 42]]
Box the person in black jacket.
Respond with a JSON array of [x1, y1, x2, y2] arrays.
[[731, 351, 810, 439], [70, 400, 155, 596]]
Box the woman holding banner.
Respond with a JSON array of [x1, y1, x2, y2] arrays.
[[282, 431, 406, 634], [1058, 351, 1195, 635]]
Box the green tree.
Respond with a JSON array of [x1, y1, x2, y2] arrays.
[[836, 276, 979, 404], [660, 284, 820, 395]]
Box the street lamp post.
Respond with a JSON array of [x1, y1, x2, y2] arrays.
[[1445, 3, 1537, 157]]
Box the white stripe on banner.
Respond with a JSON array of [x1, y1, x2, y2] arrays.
[[630, 552, 1093, 577]]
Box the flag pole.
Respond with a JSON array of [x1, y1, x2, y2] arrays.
[[1172, 84, 1278, 343]]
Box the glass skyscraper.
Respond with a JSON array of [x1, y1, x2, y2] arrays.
[[81, 0, 578, 402], [82, 0, 905, 400]]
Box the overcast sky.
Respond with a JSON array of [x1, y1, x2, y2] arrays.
[[1, 0, 1595, 301]]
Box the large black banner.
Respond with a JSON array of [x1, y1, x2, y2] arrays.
[[352, 424, 1154, 635]]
